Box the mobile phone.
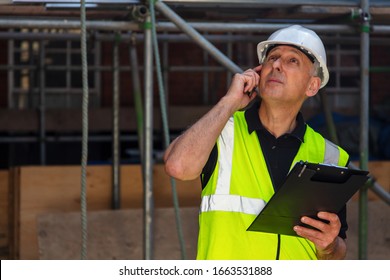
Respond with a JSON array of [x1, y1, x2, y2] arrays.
[[245, 88, 258, 97]]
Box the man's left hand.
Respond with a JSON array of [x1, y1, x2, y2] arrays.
[[293, 211, 347, 259]]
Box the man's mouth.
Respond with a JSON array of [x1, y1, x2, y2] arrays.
[[267, 77, 283, 84]]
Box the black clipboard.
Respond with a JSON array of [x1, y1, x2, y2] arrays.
[[247, 161, 369, 236]]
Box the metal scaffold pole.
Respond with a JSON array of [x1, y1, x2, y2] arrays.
[[39, 41, 46, 165], [143, 14, 154, 260], [112, 33, 121, 210], [1, 19, 390, 36], [359, 0, 371, 260], [129, 35, 145, 165], [154, 1, 243, 74], [80, 0, 89, 260]]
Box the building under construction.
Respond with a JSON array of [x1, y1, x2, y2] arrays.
[[0, 0, 389, 260]]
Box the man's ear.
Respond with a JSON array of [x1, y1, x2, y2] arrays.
[[306, 77, 321, 97]]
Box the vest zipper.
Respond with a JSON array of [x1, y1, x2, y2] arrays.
[[276, 234, 281, 260]]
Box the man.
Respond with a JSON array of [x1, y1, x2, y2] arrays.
[[163, 25, 349, 260]]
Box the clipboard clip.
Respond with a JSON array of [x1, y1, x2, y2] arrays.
[[298, 161, 307, 177]]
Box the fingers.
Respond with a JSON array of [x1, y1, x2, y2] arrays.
[[242, 67, 261, 93], [296, 212, 340, 231], [253, 64, 262, 74], [293, 212, 340, 251], [317, 211, 340, 227], [302, 213, 339, 232], [226, 66, 261, 110]]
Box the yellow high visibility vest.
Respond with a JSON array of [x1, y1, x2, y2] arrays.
[[197, 111, 349, 260]]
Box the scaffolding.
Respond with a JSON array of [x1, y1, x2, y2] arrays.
[[0, 0, 389, 260]]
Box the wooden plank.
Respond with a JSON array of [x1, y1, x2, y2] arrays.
[[8, 167, 20, 260], [0, 170, 9, 253], [18, 164, 200, 259], [346, 200, 390, 260], [351, 161, 390, 201], [37, 207, 199, 260]]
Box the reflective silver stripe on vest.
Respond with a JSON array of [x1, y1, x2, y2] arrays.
[[215, 117, 235, 195], [324, 139, 340, 165], [201, 194, 266, 215], [200, 117, 266, 215]]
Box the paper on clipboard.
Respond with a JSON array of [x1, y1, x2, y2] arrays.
[[247, 161, 369, 236]]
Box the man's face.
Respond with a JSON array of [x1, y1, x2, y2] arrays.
[[258, 45, 318, 105]]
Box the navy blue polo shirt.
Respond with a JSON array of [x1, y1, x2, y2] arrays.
[[201, 100, 348, 239]]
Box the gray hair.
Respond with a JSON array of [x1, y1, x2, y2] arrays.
[[312, 60, 323, 82]]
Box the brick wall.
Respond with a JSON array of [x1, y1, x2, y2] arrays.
[[100, 40, 231, 108]]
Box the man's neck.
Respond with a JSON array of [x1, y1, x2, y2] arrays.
[[258, 102, 301, 138]]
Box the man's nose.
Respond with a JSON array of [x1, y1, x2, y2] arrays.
[[271, 58, 282, 71]]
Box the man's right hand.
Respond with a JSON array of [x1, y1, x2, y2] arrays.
[[226, 65, 262, 111]]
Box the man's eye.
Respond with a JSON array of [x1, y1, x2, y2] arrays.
[[290, 58, 298, 64], [268, 56, 277, 61]]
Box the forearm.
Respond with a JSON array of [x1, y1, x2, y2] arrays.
[[164, 96, 237, 181], [316, 236, 347, 260], [164, 69, 260, 181]]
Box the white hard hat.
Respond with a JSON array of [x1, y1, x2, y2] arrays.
[[257, 25, 329, 88]]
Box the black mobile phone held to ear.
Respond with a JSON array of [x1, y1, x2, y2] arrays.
[[245, 87, 258, 97]]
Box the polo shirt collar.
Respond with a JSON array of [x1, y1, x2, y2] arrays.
[[244, 100, 306, 142]]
